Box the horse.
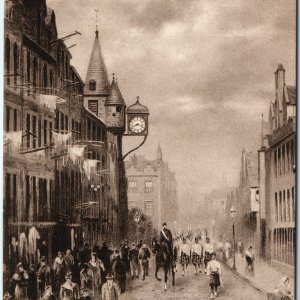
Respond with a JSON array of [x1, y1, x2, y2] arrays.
[[152, 238, 175, 291]]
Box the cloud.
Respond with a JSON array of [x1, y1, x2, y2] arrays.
[[47, 0, 296, 206]]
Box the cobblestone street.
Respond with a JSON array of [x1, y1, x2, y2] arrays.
[[120, 260, 266, 300]]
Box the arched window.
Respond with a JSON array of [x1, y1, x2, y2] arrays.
[[26, 51, 31, 82], [13, 43, 19, 84], [89, 79, 96, 91]]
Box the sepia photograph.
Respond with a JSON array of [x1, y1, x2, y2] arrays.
[[2, 0, 296, 299]]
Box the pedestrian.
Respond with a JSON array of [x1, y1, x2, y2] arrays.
[[65, 249, 75, 272], [128, 243, 139, 279], [92, 243, 101, 258], [99, 241, 110, 272], [179, 237, 191, 276], [39, 241, 48, 260], [138, 243, 151, 280], [88, 252, 105, 296], [191, 237, 202, 275], [53, 251, 67, 295], [3, 264, 11, 297], [79, 244, 91, 268], [238, 240, 244, 257], [37, 256, 52, 297], [120, 240, 130, 272], [59, 272, 80, 300], [245, 246, 255, 276], [80, 288, 93, 300], [207, 252, 222, 299], [41, 285, 57, 300], [101, 273, 119, 300], [112, 252, 127, 293], [274, 276, 293, 300], [80, 264, 93, 291], [203, 237, 214, 274], [27, 264, 38, 300], [10, 262, 29, 300], [3, 291, 12, 300], [224, 240, 231, 261]]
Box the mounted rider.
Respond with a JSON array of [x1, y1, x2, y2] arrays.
[[159, 222, 174, 261]]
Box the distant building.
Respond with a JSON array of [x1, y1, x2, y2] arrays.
[[125, 146, 178, 231], [234, 149, 260, 249], [258, 64, 296, 275]]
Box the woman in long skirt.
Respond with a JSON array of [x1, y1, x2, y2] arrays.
[[88, 252, 105, 297], [11, 263, 29, 300]]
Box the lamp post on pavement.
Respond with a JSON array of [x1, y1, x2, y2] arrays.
[[230, 206, 237, 272]]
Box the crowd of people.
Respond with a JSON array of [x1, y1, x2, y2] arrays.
[[3, 239, 152, 300]]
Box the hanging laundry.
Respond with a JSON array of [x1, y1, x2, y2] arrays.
[[83, 159, 99, 180], [28, 226, 40, 256], [4, 131, 23, 152], [38, 94, 66, 112], [52, 131, 72, 148], [69, 145, 85, 164], [19, 232, 28, 261]]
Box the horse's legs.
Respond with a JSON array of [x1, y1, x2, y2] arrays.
[[164, 267, 168, 291], [172, 268, 175, 286], [155, 264, 161, 281]]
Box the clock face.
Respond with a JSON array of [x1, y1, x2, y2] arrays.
[[129, 116, 146, 134]]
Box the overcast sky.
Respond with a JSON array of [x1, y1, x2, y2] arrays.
[[48, 0, 296, 205]]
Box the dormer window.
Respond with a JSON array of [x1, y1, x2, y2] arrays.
[[89, 79, 96, 91], [116, 106, 122, 113]]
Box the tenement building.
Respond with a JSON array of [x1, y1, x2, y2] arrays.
[[3, 0, 128, 272], [258, 64, 296, 276], [125, 146, 178, 231]]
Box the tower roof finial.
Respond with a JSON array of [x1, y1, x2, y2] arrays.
[[94, 9, 99, 37], [112, 73, 115, 82]]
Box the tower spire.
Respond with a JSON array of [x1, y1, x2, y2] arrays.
[[94, 9, 99, 36]]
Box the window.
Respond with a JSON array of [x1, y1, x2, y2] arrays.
[[25, 175, 30, 221], [44, 120, 48, 146], [26, 51, 31, 82], [13, 43, 19, 84], [50, 70, 54, 88], [292, 187, 295, 222], [6, 106, 10, 132], [286, 142, 290, 172], [26, 114, 30, 148], [32, 115, 37, 148], [33, 57, 37, 86], [43, 64, 47, 87], [38, 117, 42, 147], [283, 190, 286, 222], [279, 191, 282, 222], [129, 181, 138, 194], [89, 80, 96, 91], [49, 122, 53, 143], [65, 115, 69, 131], [144, 181, 153, 194], [13, 109, 17, 131], [291, 139, 294, 168], [5, 37, 10, 78], [274, 149, 277, 177], [60, 112, 64, 131], [278, 148, 281, 176], [275, 193, 278, 222], [282, 145, 286, 175], [287, 190, 290, 222], [145, 201, 154, 215], [116, 106, 122, 113], [88, 100, 98, 116]]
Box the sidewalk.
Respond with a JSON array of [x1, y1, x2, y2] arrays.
[[225, 253, 294, 296]]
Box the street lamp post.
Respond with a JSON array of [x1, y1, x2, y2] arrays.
[[230, 206, 237, 272]]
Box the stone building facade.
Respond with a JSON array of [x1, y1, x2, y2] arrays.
[[3, 0, 128, 272], [258, 64, 296, 275], [125, 146, 178, 231]]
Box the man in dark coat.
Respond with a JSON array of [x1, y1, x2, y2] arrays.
[[120, 240, 130, 272], [159, 222, 174, 260], [112, 254, 126, 293]]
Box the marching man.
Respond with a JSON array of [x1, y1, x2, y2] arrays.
[[179, 237, 191, 276], [191, 237, 202, 275], [207, 252, 223, 299], [203, 237, 214, 274]]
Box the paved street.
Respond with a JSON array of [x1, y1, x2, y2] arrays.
[[120, 260, 266, 300]]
